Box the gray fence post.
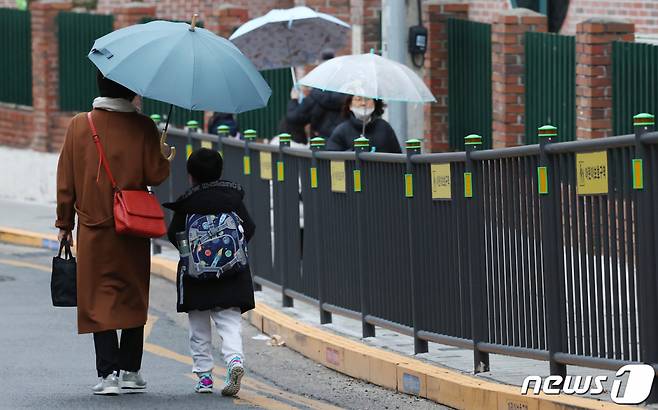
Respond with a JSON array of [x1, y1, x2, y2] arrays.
[[537, 125, 567, 379], [464, 134, 489, 373], [632, 113, 658, 404], [216, 124, 228, 156], [277, 133, 294, 308], [310, 137, 332, 324], [150, 113, 164, 255], [405, 139, 429, 354], [185, 120, 199, 159], [354, 136, 375, 338], [244, 129, 261, 292]]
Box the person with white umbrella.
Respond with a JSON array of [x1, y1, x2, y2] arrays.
[[327, 95, 401, 153], [299, 50, 436, 152]]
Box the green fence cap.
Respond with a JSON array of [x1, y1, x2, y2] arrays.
[[353, 136, 370, 147], [405, 139, 422, 149], [217, 125, 230, 133], [186, 120, 199, 128], [464, 134, 482, 145], [277, 133, 291, 142], [150, 114, 161, 122], [634, 113, 655, 126], [243, 129, 257, 139], [310, 137, 326, 146], [538, 125, 558, 138]]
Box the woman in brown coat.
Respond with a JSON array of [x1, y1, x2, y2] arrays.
[[56, 72, 170, 395]]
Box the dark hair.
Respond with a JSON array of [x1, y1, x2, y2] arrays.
[[187, 148, 223, 184], [341, 95, 385, 119], [96, 70, 137, 100], [321, 49, 335, 61]]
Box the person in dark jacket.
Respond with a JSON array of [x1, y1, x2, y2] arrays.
[[163, 148, 255, 396], [208, 112, 239, 137], [326, 95, 402, 153], [286, 51, 347, 140]]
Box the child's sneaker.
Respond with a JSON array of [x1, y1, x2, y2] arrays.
[[221, 356, 244, 396], [195, 372, 213, 393]]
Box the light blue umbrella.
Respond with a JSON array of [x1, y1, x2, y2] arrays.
[[88, 19, 272, 114]]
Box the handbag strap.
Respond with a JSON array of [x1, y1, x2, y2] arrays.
[[57, 239, 73, 260], [86, 112, 118, 190]]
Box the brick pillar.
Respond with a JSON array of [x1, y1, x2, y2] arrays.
[[576, 19, 634, 139], [423, 3, 468, 152], [30, 0, 73, 152], [112, 3, 156, 30], [491, 9, 547, 148], [207, 5, 249, 39]]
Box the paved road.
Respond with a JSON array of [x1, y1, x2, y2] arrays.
[[0, 243, 445, 410]]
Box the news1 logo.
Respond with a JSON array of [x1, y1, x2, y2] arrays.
[[521, 364, 654, 404]]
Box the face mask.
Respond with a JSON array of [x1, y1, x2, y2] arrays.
[[351, 106, 374, 121]]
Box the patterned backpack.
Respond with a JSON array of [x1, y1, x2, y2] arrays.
[[178, 212, 249, 280]]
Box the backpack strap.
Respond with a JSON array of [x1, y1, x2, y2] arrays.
[[86, 112, 118, 190]]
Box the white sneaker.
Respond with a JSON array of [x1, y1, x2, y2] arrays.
[[221, 357, 244, 396], [92, 372, 120, 395], [120, 371, 147, 390]]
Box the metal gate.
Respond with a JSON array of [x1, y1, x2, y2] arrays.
[[447, 18, 492, 150], [0, 8, 31, 106], [58, 11, 113, 112], [237, 68, 293, 139], [524, 32, 576, 144], [612, 41, 658, 135]]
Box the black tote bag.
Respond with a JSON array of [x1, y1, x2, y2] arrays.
[[51, 240, 77, 307]]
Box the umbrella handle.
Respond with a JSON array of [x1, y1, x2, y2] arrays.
[[160, 130, 176, 161]]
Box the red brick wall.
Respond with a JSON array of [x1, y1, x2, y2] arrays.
[[0, 0, 18, 8], [97, 0, 293, 23], [465, 0, 658, 35], [575, 19, 634, 139], [468, 0, 510, 24], [0, 106, 34, 148], [562, 0, 658, 35]]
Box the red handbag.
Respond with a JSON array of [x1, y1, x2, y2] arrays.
[[87, 112, 167, 238]]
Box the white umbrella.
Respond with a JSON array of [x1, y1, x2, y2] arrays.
[[298, 52, 436, 103], [229, 6, 350, 82]]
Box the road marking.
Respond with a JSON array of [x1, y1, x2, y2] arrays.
[[0, 258, 51, 272], [1, 256, 342, 410], [184, 373, 299, 410]]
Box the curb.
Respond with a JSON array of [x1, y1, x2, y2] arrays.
[[0, 226, 637, 410]]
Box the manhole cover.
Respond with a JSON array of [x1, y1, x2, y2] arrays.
[[0, 275, 15, 282]]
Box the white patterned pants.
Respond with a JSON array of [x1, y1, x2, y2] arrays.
[[188, 307, 243, 373]]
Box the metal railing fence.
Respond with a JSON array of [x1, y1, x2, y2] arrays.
[[159, 114, 658, 401]]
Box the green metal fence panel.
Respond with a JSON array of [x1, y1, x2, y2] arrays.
[[58, 12, 114, 112], [524, 32, 575, 144], [141, 101, 204, 129], [613, 41, 658, 135], [237, 68, 293, 139], [448, 19, 492, 150], [0, 8, 32, 106]]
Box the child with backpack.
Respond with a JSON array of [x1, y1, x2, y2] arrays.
[[163, 148, 256, 396]]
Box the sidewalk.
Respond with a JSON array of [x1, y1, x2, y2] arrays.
[[0, 198, 639, 409]]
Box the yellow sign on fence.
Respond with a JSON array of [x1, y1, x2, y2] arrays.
[[430, 164, 451, 200], [259, 152, 272, 180], [200, 140, 213, 149], [576, 151, 608, 195], [330, 161, 346, 193]]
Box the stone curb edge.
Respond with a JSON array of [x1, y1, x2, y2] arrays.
[[0, 226, 635, 410]]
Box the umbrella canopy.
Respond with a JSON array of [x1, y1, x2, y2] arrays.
[[229, 6, 350, 70], [88, 20, 271, 113], [298, 52, 436, 103]]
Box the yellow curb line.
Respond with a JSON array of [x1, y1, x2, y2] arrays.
[[0, 226, 638, 410]]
